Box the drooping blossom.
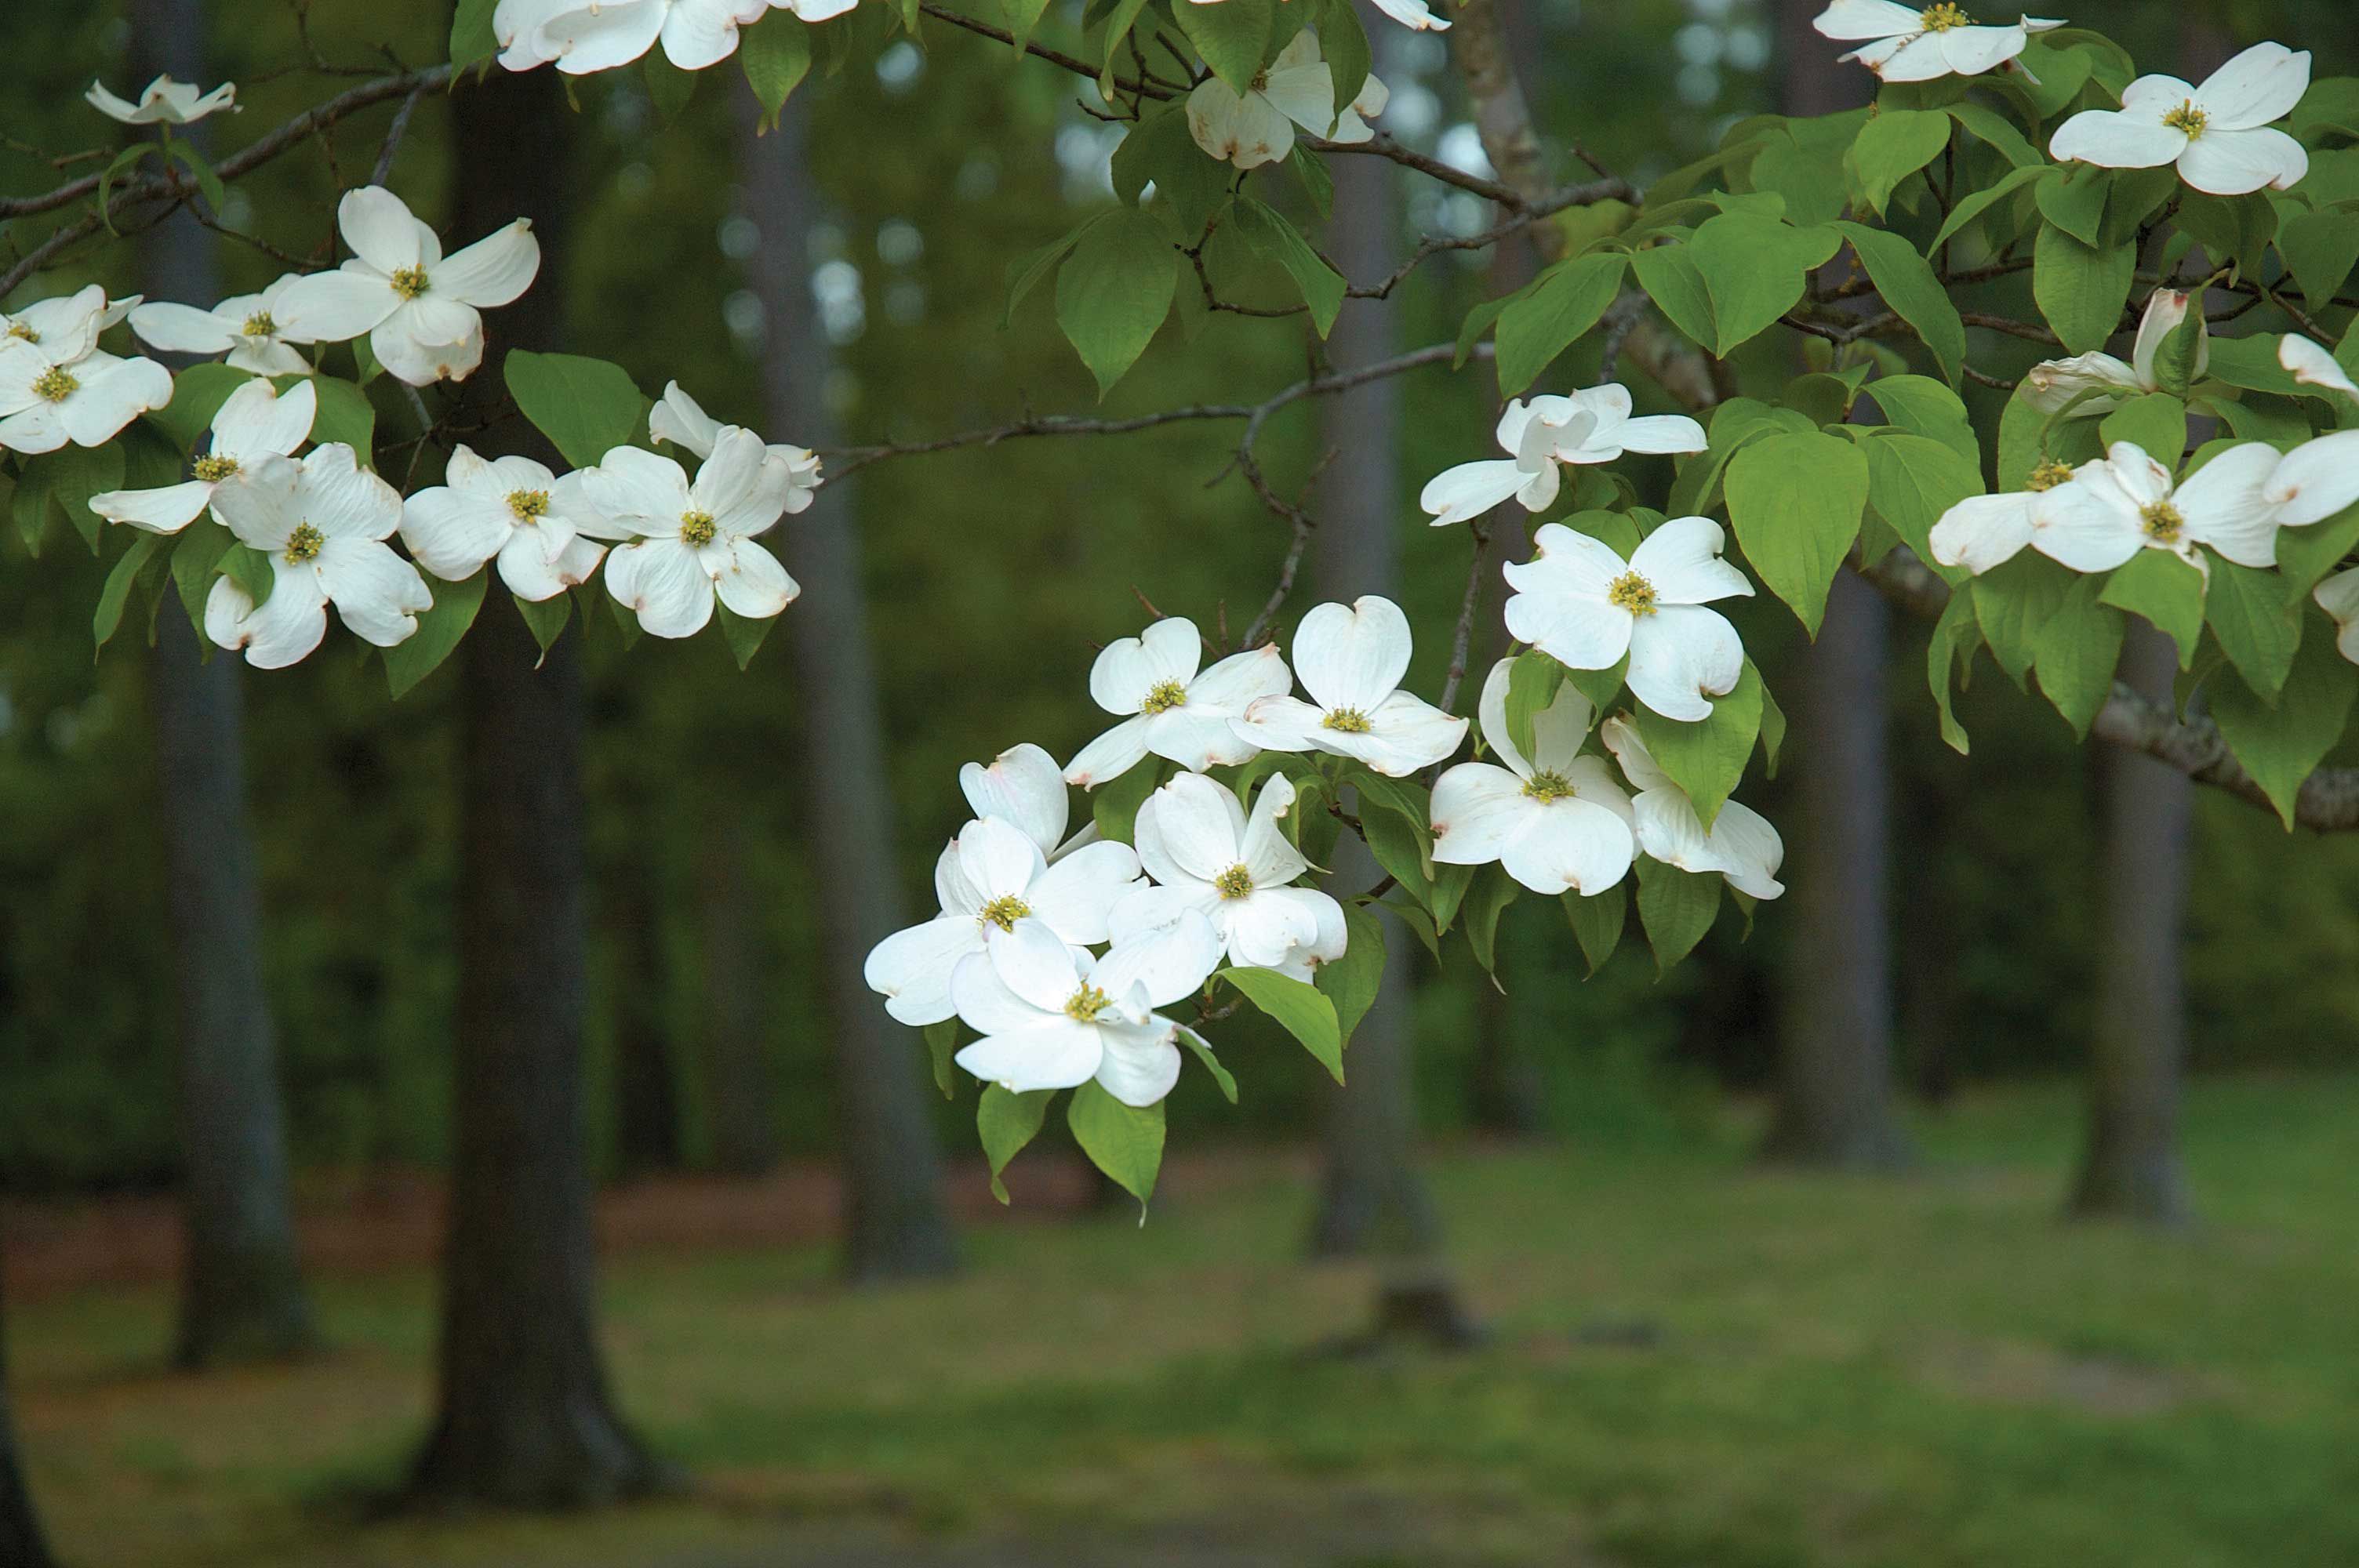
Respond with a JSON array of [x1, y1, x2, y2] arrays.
[[1601, 718, 1785, 899], [1185, 32, 1387, 170], [2022, 289, 2207, 416]]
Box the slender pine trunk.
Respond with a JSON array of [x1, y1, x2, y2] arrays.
[[733, 85, 957, 1281]]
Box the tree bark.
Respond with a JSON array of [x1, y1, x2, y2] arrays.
[[2067, 636, 2196, 1227], [695, 833, 779, 1176], [409, 58, 663, 1507], [1303, 60, 1475, 1346], [0, 1236, 56, 1568], [129, 0, 316, 1371], [734, 86, 958, 1281], [611, 864, 684, 1179]]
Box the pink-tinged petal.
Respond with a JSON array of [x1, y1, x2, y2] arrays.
[[2266, 429, 2359, 527], [1625, 604, 1743, 723], [1430, 764, 1528, 866], [1499, 796, 1634, 895], [2049, 107, 2184, 170], [1292, 594, 1412, 713], [2194, 42, 2310, 132], [863, 916, 983, 1026], [1063, 717, 1150, 789], [2175, 126, 2307, 196]]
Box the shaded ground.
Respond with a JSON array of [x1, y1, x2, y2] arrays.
[[13, 1078, 2359, 1568]]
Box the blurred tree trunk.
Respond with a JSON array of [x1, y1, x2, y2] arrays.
[[696, 833, 779, 1176], [1761, 0, 1913, 1170], [0, 1240, 56, 1568], [1303, 73, 1475, 1346], [409, 59, 662, 1506], [1897, 765, 1965, 1108], [2067, 655, 2195, 1225], [131, 0, 316, 1370], [612, 865, 684, 1178], [735, 87, 958, 1281]]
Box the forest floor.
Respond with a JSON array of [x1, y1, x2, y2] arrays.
[[13, 1076, 2358, 1568]]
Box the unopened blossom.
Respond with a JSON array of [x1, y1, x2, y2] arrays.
[[1109, 771, 1346, 983], [1602, 718, 1785, 900], [961, 742, 1100, 862], [950, 916, 1222, 1106], [2314, 569, 2359, 668], [399, 445, 606, 601], [274, 186, 540, 387], [2263, 429, 2359, 528], [1421, 384, 1705, 524], [1063, 618, 1291, 786], [2279, 334, 2359, 401], [1430, 659, 1636, 895], [130, 277, 314, 377], [0, 335, 171, 456], [2022, 289, 2207, 416], [1233, 596, 1467, 776], [1503, 517, 1754, 722], [85, 74, 238, 125], [203, 445, 434, 669], [2026, 440, 2283, 572], [863, 815, 1145, 1026], [581, 429, 800, 637], [649, 380, 820, 514], [1926, 454, 2083, 574], [1812, 3, 2060, 82], [0, 284, 139, 359], [2051, 41, 2310, 195], [91, 378, 316, 535], [1186, 33, 1387, 170]]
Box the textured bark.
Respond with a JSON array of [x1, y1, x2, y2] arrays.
[[695, 834, 780, 1176], [0, 1240, 56, 1568], [2067, 642, 2196, 1228], [409, 59, 662, 1507], [130, 0, 315, 1371], [735, 86, 957, 1282]]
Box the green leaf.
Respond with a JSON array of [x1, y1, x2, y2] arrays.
[[1634, 855, 1721, 971], [147, 363, 253, 450], [1005, 213, 1107, 329], [1095, 0, 1155, 99], [2277, 499, 2359, 608], [1944, 101, 2041, 167], [1112, 109, 1230, 233], [1067, 1080, 1164, 1215], [2205, 557, 2303, 699], [1288, 143, 1333, 221], [2034, 222, 2133, 356], [96, 143, 158, 234], [1230, 196, 1344, 338], [515, 590, 572, 655], [1864, 430, 1980, 583], [1461, 866, 1519, 977], [449, 0, 499, 71], [1630, 241, 1717, 350], [93, 533, 167, 652], [1089, 753, 1165, 844], [2210, 615, 2359, 829], [1926, 162, 2045, 257], [1177, 1025, 1239, 1104], [1848, 107, 1951, 215], [2099, 549, 2205, 667], [1562, 881, 1626, 975], [19, 443, 125, 554], [305, 374, 377, 463], [2277, 209, 2359, 318], [1688, 213, 1840, 356], [2028, 575, 2124, 737], [169, 518, 233, 633], [2034, 162, 2110, 246], [1928, 581, 1979, 753], [1315, 902, 1387, 1049], [1973, 550, 2073, 685], [384, 569, 488, 698], [1833, 220, 1965, 386], [1755, 660, 1786, 775], [503, 350, 646, 468], [1056, 207, 1178, 396], [216, 542, 276, 609], [1173, 0, 1273, 93], [740, 12, 813, 130], [977, 1084, 1053, 1203], [1724, 429, 1870, 637], [714, 601, 777, 670], [1494, 252, 1628, 397], [2201, 332, 2306, 399], [1503, 648, 1568, 762], [642, 53, 699, 126], [1219, 964, 1343, 1083], [1316, 0, 1370, 111], [922, 1020, 958, 1099], [1630, 662, 1762, 830], [2097, 391, 2187, 464]]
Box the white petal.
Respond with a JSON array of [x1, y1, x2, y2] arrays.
[[1262, 60, 1338, 136], [1630, 786, 1718, 874], [1186, 78, 1294, 169], [659, 0, 766, 71], [1239, 772, 1310, 888], [587, 445, 696, 530], [1503, 573, 1632, 671], [2174, 441, 2284, 568], [1499, 797, 1635, 895], [2176, 126, 2308, 196], [204, 561, 328, 669], [297, 443, 402, 541], [1221, 891, 1322, 971], [648, 381, 721, 457], [2050, 107, 2185, 170], [1063, 717, 1150, 789], [1187, 643, 1291, 712], [1089, 616, 1201, 713], [1600, 715, 1673, 793], [1092, 909, 1220, 1009], [1628, 515, 1752, 605], [1092, 1022, 1184, 1109], [604, 538, 714, 638], [1930, 491, 2038, 573], [496, 524, 601, 600], [338, 187, 432, 275], [955, 1022, 1105, 1095], [1351, 689, 1470, 775], [2194, 42, 2310, 132], [93, 479, 213, 534], [129, 302, 237, 355], [2029, 481, 2146, 572], [314, 537, 432, 648], [1292, 594, 1412, 713], [60, 356, 173, 445], [954, 816, 1050, 906], [1810, 0, 1926, 41], [2279, 336, 2359, 401], [1026, 839, 1143, 946], [1625, 604, 1744, 723], [985, 917, 1088, 1014], [1709, 799, 1787, 899], [1610, 413, 1709, 456], [1227, 692, 1325, 757], [863, 916, 983, 1026], [2314, 568, 2359, 666], [1420, 459, 1537, 524], [712, 536, 798, 618], [2266, 429, 2359, 526], [372, 303, 485, 386], [1144, 772, 1247, 881], [402, 488, 514, 579], [272, 264, 399, 344], [1147, 709, 1264, 771], [961, 742, 1070, 858], [1430, 764, 1530, 866], [214, 377, 317, 461], [1365, 0, 1448, 29], [433, 220, 541, 308], [543, 0, 669, 74], [1935, 24, 2029, 78]]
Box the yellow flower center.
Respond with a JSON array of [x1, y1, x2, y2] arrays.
[[1063, 983, 1111, 1023], [1321, 707, 1373, 733], [240, 312, 277, 337], [1213, 864, 1255, 900], [1607, 570, 1659, 616], [284, 521, 325, 564], [2026, 457, 2074, 492], [7, 322, 37, 343], [508, 488, 551, 521], [978, 894, 1032, 932], [31, 365, 77, 402], [678, 510, 718, 547], [1522, 769, 1577, 803], [2161, 101, 2208, 138], [1918, 2, 1972, 29], [390, 265, 431, 299], [1140, 678, 1188, 716], [2139, 501, 2185, 543], [193, 455, 240, 483]]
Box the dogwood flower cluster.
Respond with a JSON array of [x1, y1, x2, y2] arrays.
[[1187, 31, 1387, 172], [2051, 41, 2310, 196], [1812, 2, 2059, 82], [0, 285, 171, 455], [492, 0, 856, 75], [1421, 384, 1707, 524]]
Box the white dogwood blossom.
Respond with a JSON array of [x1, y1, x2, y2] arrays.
[[1503, 518, 1754, 722], [2022, 289, 2206, 416], [1186, 33, 1385, 170], [863, 815, 1146, 1026], [1234, 596, 1467, 776], [398, 445, 607, 601], [1063, 618, 1291, 786], [581, 429, 801, 637], [1110, 771, 1346, 982], [1421, 385, 1705, 524], [2051, 41, 2310, 195], [0, 305, 172, 455], [274, 187, 540, 387], [1601, 718, 1785, 900], [649, 380, 820, 514], [961, 742, 1100, 862], [85, 74, 238, 125], [90, 378, 316, 535], [202, 445, 433, 669], [499, 0, 851, 75], [950, 916, 1221, 1106], [129, 277, 314, 377], [2013, 440, 2282, 573], [1927, 455, 2083, 574], [1430, 659, 1636, 895], [0, 285, 137, 358], [1812, 3, 2060, 82]]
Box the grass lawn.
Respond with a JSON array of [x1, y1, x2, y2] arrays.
[[13, 1076, 2359, 1567]]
